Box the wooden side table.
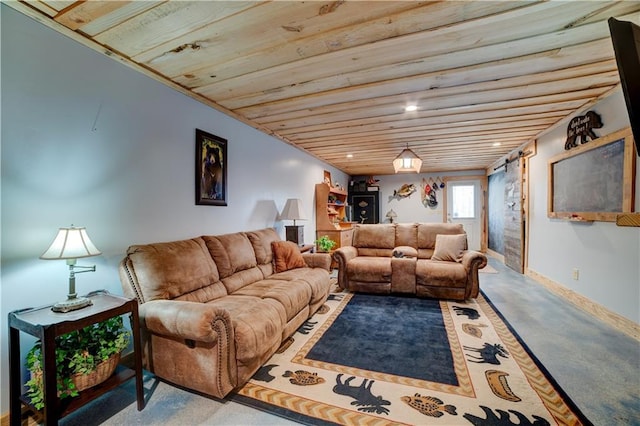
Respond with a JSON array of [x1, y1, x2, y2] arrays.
[[8, 290, 144, 425]]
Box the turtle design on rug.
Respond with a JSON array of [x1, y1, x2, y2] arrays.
[[401, 393, 457, 417], [283, 370, 325, 386], [333, 374, 391, 415]]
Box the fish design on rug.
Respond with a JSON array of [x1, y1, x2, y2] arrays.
[[464, 343, 509, 365], [485, 370, 521, 402], [388, 183, 417, 202], [463, 405, 550, 426], [253, 364, 277, 382], [283, 370, 325, 386], [462, 323, 488, 338], [333, 374, 391, 415], [401, 393, 457, 417], [453, 306, 481, 320]]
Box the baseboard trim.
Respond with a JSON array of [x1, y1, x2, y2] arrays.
[[486, 249, 505, 263], [526, 268, 639, 341]]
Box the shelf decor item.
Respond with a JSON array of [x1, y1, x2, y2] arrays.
[[25, 316, 130, 410], [40, 225, 102, 313], [314, 235, 336, 253]]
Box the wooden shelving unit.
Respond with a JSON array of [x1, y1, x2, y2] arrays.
[[315, 183, 353, 253]]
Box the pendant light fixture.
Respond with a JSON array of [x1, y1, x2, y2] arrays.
[[392, 144, 422, 173]]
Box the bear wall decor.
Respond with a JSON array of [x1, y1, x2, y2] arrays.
[[564, 111, 603, 150]]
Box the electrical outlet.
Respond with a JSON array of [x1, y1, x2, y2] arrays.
[[572, 268, 579, 280]]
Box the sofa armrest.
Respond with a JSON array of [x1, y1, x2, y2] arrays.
[[140, 299, 233, 343], [392, 246, 418, 258], [302, 252, 332, 271], [461, 250, 488, 299], [333, 246, 358, 289]]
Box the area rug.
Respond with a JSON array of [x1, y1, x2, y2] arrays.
[[232, 290, 590, 425]]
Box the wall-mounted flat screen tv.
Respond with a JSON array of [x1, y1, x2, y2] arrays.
[[608, 18, 640, 155]]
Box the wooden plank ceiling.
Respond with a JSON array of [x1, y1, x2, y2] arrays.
[[13, 1, 640, 176]]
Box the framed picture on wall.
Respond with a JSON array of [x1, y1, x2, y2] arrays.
[[195, 129, 227, 206]]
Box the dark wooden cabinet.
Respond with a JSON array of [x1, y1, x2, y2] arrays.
[[349, 189, 380, 224]]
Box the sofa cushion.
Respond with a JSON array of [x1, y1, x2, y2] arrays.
[[246, 228, 280, 267], [233, 279, 312, 322], [271, 241, 307, 273], [395, 223, 418, 247], [347, 256, 392, 283], [125, 238, 225, 303], [202, 233, 258, 279], [272, 267, 332, 305], [416, 259, 467, 287], [416, 223, 466, 258], [353, 224, 396, 249], [432, 234, 467, 262]]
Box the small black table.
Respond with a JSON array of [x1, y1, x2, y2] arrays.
[[8, 290, 144, 425]]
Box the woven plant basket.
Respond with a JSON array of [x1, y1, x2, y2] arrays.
[[72, 352, 121, 392]]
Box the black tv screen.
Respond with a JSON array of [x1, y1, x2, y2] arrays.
[[609, 18, 640, 155]]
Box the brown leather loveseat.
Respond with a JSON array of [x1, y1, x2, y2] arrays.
[[333, 223, 487, 300], [119, 228, 332, 399]]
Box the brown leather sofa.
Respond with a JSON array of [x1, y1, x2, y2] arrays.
[[333, 223, 487, 300], [118, 228, 332, 398]]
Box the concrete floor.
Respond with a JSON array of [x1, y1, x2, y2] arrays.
[[59, 258, 639, 425]]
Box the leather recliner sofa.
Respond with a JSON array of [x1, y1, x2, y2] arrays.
[[119, 228, 332, 398], [333, 223, 487, 300]]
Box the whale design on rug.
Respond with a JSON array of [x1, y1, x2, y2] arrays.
[[333, 374, 391, 415]]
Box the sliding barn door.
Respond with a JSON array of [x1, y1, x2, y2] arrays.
[[504, 158, 524, 273]]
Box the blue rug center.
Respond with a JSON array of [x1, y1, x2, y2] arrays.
[[305, 293, 458, 385]]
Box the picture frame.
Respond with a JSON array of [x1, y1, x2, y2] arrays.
[[196, 129, 227, 206]]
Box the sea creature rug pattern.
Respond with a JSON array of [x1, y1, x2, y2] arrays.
[[234, 291, 589, 425]]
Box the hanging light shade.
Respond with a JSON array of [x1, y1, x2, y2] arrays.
[[393, 144, 422, 173]]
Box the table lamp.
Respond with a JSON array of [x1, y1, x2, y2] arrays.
[[386, 209, 398, 223], [280, 198, 307, 244], [40, 225, 102, 313]]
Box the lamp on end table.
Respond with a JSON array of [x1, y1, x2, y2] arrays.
[[40, 225, 102, 313], [280, 198, 307, 245]]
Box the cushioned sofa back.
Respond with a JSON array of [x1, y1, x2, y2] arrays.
[[395, 223, 418, 247], [416, 223, 466, 258], [122, 237, 226, 304], [353, 224, 396, 257], [202, 232, 263, 294], [246, 228, 280, 277]]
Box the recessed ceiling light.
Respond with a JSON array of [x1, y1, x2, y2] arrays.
[[492, 142, 502, 147], [405, 105, 418, 112], [346, 154, 353, 158]]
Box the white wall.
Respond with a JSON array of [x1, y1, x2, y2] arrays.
[[364, 171, 484, 223], [0, 6, 347, 412], [528, 90, 640, 324]]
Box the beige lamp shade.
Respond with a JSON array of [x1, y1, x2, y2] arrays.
[[40, 226, 102, 260], [392, 145, 422, 173], [280, 199, 307, 225]]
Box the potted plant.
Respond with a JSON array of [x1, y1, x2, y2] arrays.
[[314, 235, 336, 252], [25, 316, 130, 409]]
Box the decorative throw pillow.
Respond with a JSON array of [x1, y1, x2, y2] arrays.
[[431, 234, 467, 262], [271, 241, 307, 273]]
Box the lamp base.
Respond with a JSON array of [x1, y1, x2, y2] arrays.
[[285, 225, 304, 245], [51, 296, 93, 313]]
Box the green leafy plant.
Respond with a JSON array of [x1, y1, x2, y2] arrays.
[[314, 235, 336, 252], [25, 316, 130, 409]]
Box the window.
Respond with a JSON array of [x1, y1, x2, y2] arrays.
[[452, 185, 475, 219]]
